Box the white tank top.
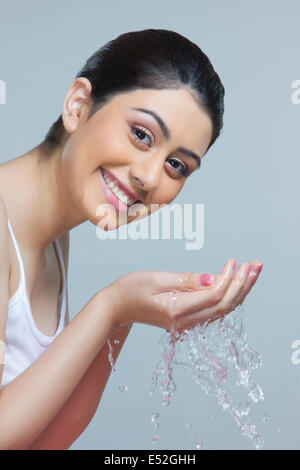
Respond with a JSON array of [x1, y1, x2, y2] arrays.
[[0, 219, 66, 389]]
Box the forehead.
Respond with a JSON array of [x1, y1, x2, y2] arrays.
[[103, 88, 213, 157]]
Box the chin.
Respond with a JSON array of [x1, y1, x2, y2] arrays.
[[98, 207, 150, 232]]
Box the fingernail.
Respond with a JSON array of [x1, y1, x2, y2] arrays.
[[232, 259, 236, 270], [199, 273, 212, 286]]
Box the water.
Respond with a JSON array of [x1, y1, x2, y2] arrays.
[[149, 305, 265, 450], [107, 338, 116, 372], [105, 303, 265, 449], [185, 420, 192, 430], [151, 412, 160, 428], [107, 337, 128, 392], [262, 413, 270, 423]]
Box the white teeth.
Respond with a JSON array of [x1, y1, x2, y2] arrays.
[[102, 169, 136, 205]]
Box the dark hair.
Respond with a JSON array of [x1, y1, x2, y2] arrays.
[[39, 29, 225, 157]]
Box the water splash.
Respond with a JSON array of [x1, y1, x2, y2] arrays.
[[149, 305, 265, 449], [150, 413, 160, 445], [107, 338, 116, 372], [151, 412, 160, 429]]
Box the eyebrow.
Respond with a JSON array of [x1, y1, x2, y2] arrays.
[[130, 107, 202, 169]]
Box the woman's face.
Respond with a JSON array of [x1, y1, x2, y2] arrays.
[[60, 80, 213, 230]]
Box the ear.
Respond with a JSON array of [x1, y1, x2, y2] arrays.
[[61, 77, 92, 134]]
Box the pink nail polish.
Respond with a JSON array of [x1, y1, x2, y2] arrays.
[[232, 259, 236, 270], [199, 273, 211, 286]]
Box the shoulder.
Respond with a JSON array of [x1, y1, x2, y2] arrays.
[[0, 195, 10, 262], [0, 194, 9, 266]]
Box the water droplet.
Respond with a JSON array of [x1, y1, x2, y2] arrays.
[[195, 440, 203, 449], [185, 420, 192, 429], [152, 436, 159, 444], [151, 413, 160, 428], [113, 339, 120, 344], [262, 413, 270, 422], [118, 385, 128, 392]]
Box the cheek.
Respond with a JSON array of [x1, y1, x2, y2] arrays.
[[151, 177, 184, 206], [60, 133, 85, 184], [87, 121, 130, 167], [98, 138, 128, 165]]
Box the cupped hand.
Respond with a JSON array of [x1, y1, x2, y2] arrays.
[[105, 258, 263, 333], [172, 258, 264, 332]]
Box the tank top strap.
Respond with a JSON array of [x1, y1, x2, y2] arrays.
[[7, 219, 26, 294], [53, 238, 67, 326]]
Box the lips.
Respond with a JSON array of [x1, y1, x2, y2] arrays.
[[100, 167, 143, 204]]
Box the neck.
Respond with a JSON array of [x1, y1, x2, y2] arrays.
[[1, 144, 87, 254]]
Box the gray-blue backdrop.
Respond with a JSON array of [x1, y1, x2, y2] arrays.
[[0, 0, 299, 450]]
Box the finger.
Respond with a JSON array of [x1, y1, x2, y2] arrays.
[[206, 260, 263, 327], [227, 260, 264, 309], [151, 258, 236, 294], [176, 262, 250, 330], [169, 258, 237, 320], [175, 260, 264, 331], [214, 262, 251, 312]]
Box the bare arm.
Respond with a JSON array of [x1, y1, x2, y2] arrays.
[[27, 322, 133, 450], [26, 233, 134, 450], [0, 287, 119, 450]]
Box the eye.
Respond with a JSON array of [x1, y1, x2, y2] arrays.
[[166, 158, 190, 177], [130, 124, 191, 178], [130, 125, 154, 147]]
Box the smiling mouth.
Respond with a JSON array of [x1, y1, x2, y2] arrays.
[[100, 167, 142, 207]]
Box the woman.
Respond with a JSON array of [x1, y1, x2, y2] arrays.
[[0, 29, 263, 449]]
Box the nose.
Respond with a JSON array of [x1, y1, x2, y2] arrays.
[[130, 160, 163, 193], [133, 176, 145, 188]]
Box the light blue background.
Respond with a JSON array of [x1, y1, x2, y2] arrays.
[[0, 0, 299, 450]]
